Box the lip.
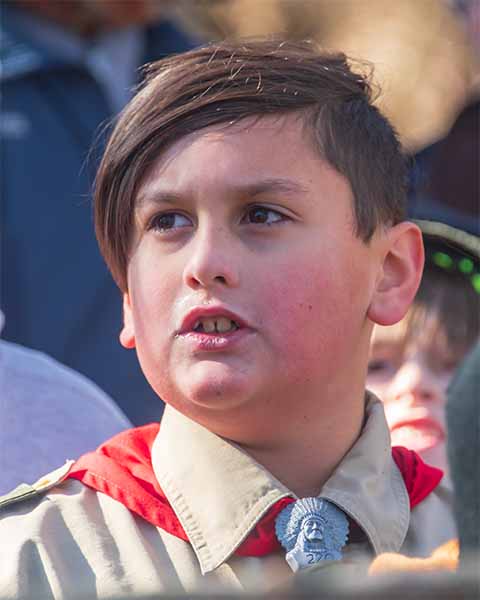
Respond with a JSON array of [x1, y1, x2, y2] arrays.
[[175, 305, 254, 353], [389, 417, 445, 451], [176, 305, 250, 336], [390, 417, 445, 438]]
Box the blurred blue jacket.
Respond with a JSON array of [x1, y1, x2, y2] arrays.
[[0, 6, 195, 424]]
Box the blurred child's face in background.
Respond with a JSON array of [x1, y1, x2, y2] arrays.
[[367, 315, 460, 474], [120, 114, 384, 442]]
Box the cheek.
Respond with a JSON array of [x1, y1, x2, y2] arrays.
[[258, 259, 365, 372], [128, 264, 175, 398], [132, 277, 171, 325], [382, 401, 400, 425], [128, 253, 178, 344]]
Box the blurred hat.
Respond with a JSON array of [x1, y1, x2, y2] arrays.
[[413, 218, 480, 294]]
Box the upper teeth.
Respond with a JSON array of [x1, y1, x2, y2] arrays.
[[193, 317, 238, 333]]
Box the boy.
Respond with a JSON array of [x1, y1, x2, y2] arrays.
[[0, 40, 456, 598], [367, 219, 479, 475]]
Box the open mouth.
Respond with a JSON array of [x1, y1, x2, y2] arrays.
[[192, 317, 239, 334], [177, 307, 251, 351], [177, 304, 249, 340]]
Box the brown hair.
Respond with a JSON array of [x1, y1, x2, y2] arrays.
[[373, 263, 479, 368], [95, 39, 407, 290], [413, 264, 479, 358]]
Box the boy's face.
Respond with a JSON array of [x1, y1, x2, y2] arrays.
[[367, 321, 456, 473], [121, 114, 385, 440]]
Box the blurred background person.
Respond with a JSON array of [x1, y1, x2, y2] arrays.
[[356, 340, 479, 580], [366, 219, 479, 475], [0, 0, 196, 425], [0, 310, 131, 494]]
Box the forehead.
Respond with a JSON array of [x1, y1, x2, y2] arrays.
[[305, 516, 323, 523], [135, 114, 348, 204], [371, 307, 455, 361]]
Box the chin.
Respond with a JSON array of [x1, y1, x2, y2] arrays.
[[175, 361, 254, 411]]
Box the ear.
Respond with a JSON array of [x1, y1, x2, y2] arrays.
[[368, 222, 424, 326], [119, 292, 136, 349]]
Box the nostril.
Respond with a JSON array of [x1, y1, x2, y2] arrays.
[[397, 389, 436, 405], [214, 275, 227, 284], [418, 388, 436, 402], [187, 276, 202, 289]]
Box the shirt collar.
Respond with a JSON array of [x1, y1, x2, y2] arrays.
[[321, 396, 410, 555], [152, 394, 409, 574], [152, 406, 291, 574]]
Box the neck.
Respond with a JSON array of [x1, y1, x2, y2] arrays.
[[239, 388, 366, 498]]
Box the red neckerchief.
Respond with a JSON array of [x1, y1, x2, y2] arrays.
[[69, 423, 443, 557]]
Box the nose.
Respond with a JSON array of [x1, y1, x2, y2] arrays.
[[387, 358, 443, 407], [182, 224, 240, 291]]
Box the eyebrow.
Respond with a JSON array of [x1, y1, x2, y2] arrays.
[[136, 177, 309, 207]]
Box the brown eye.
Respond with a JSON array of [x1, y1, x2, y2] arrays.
[[367, 359, 391, 374], [149, 212, 192, 232], [248, 207, 269, 223], [243, 206, 285, 225]]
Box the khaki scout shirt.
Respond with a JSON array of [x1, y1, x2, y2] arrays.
[[0, 396, 456, 598]]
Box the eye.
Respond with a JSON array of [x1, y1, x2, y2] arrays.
[[148, 212, 192, 232], [433, 352, 461, 375], [242, 205, 286, 226], [367, 359, 393, 375]]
